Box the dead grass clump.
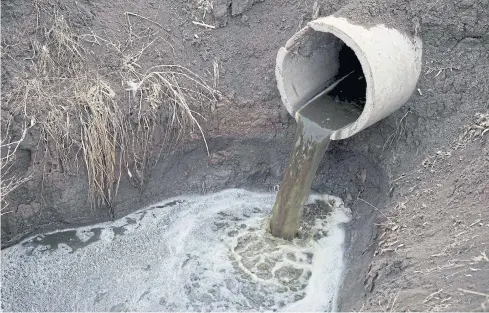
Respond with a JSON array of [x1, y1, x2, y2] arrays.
[[7, 77, 80, 173], [6, 76, 123, 209], [4, 4, 219, 211], [123, 65, 218, 186], [128, 65, 218, 152], [76, 77, 123, 208], [0, 115, 34, 211], [34, 9, 85, 76], [8, 67, 218, 210]]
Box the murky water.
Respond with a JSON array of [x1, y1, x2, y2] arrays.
[[270, 90, 361, 239], [1, 189, 351, 312]]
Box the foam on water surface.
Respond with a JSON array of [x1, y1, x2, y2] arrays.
[[1, 189, 351, 312]]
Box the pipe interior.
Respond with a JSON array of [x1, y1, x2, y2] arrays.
[[283, 30, 366, 129], [329, 43, 366, 110]]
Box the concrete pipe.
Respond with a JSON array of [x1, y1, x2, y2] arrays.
[[276, 15, 423, 140]]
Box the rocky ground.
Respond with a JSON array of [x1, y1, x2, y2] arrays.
[[1, 0, 488, 311]]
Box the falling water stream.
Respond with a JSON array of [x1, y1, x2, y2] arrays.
[[270, 77, 362, 239]]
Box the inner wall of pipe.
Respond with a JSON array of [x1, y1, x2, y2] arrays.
[[281, 30, 366, 130]]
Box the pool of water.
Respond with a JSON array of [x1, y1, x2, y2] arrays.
[[1, 189, 351, 312]]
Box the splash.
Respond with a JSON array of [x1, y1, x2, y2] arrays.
[[2, 189, 351, 312]]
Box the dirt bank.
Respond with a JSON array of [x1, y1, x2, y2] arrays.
[[1, 0, 489, 310]]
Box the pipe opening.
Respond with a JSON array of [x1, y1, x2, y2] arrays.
[[278, 18, 423, 139], [278, 29, 367, 131]]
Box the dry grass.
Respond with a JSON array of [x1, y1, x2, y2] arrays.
[[123, 65, 218, 189], [459, 112, 489, 142], [6, 75, 123, 208], [35, 9, 85, 76], [0, 115, 34, 211], [76, 78, 122, 208], [196, 0, 214, 20], [3, 3, 219, 211], [128, 65, 217, 149], [421, 112, 488, 172], [381, 110, 411, 155]]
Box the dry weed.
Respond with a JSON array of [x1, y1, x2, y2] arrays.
[[381, 110, 410, 155], [196, 0, 214, 20], [420, 112, 488, 173], [76, 77, 123, 209], [3, 3, 219, 211], [126, 65, 219, 157], [459, 112, 489, 142], [1, 115, 34, 211], [6, 75, 123, 209], [7, 77, 79, 172], [35, 9, 85, 76]]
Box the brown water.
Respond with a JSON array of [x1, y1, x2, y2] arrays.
[[269, 92, 361, 239]]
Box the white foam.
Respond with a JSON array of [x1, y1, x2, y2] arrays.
[[76, 229, 95, 242], [1, 189, 351, 312]]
